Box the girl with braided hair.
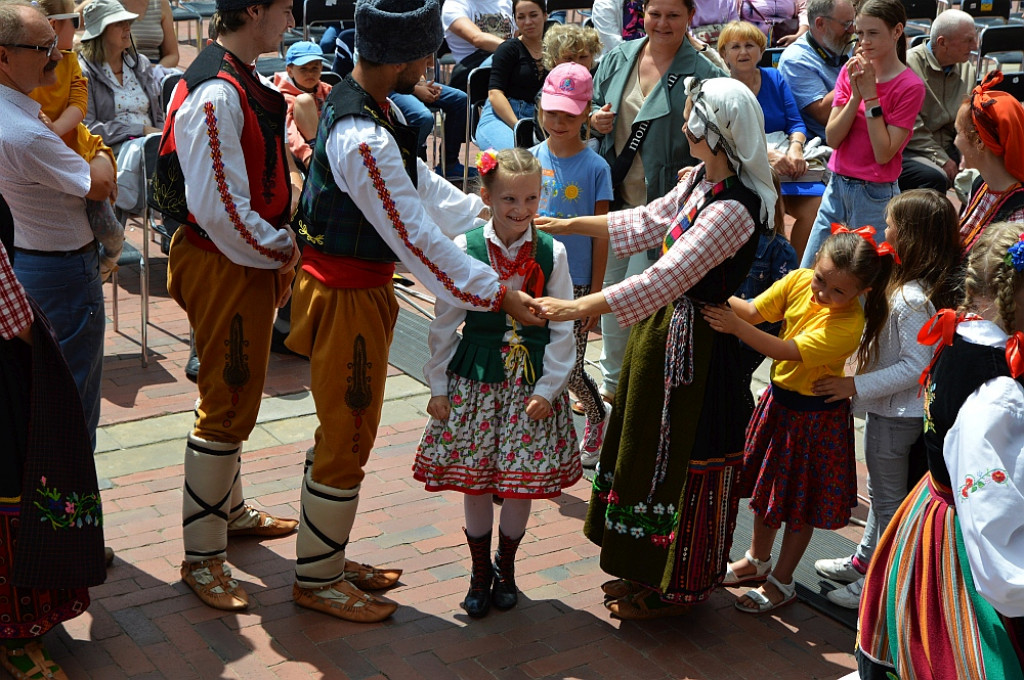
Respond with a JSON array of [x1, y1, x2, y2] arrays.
[[857, 220, 1024, 679]]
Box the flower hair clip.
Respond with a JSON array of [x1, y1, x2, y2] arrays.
[[475, 149, 499, 176], [830, 223, 902, 265], [1005, 234, 1024, 272]]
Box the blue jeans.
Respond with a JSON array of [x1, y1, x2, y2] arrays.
[[390, 85, 468, 166], [854, 413, 922, 565], [475, 98, 535, 152], [13, 246, 105, 447], [799, 173, 899, 268]]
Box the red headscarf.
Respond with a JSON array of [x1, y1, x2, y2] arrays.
[[970, 71, 1024, 183]]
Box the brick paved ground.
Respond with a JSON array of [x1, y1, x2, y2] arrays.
[[52, 38, 867, 678]]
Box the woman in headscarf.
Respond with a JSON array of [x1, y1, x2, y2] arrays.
[[536, 77, 777, 619], [956, 71, 1024, 259]]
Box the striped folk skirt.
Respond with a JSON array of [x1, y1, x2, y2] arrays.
[[857, 473, 1024, 680]]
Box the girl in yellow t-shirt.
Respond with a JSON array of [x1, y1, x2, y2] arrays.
[[701, 228, 896, 614]]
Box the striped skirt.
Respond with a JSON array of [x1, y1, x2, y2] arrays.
[[857, 474, 1024, 680]]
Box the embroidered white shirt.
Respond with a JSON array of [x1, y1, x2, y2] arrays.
[[423, 221, 575, 403], [944, 319, 1024, 617], [174, 79, 295, 269]]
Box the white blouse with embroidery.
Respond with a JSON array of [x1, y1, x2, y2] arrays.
[[944, 319, 1024, 617], [423, 221, 575, 404]]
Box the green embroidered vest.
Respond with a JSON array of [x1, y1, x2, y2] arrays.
[[448, 227, 554, 384], [294, 75, 420, 261]]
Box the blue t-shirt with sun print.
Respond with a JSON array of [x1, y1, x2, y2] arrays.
[[530, 141, 614, 286]]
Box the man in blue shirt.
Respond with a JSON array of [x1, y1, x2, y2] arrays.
[[777, 0, 855, 140]]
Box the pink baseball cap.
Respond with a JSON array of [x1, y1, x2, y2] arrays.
[[540, 62, 593, 117]]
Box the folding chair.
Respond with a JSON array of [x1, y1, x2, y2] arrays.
[[759, 47, 784, 68], [179, 0, 215, 49], [976, 24, 1024, 76], [463, 65, 492, 189], [990, 70, 1024, 99], [169, 1, 202, 50], [111, 132, 163, 367], [294, 0, 356, 41], [319, 70, 342, 86], [513, 118, 543, 148], [161, 72, 183, 110], [255, 54, 287, 77], [963, 0, 1012, 27], [902, 0, 939, 35], [909, 34, 930, 48]]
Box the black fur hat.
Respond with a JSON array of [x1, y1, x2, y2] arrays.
[[355, 0, 443, 64]]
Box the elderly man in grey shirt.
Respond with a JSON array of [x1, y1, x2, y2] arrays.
[[899, 9, 977, 192]]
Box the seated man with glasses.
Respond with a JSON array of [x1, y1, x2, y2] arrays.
[[777, 0, 856, 141]]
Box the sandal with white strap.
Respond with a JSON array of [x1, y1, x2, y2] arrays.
[[734, 574, 797, 614], [723, 550, 772, 586]]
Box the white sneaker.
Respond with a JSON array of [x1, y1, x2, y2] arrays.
[[580, 447, 601, 469], [826, 577, 864, 609], [814, 555, 862, 584]]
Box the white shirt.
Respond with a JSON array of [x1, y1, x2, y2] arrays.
[[424, 221, 575, 403], [173, 79, 295, 269], [325, 115, 505, 311], [0, 84, 92, 251], [852, 280, 935, 418], [105, 63, 153, 130], [944, 319, 1024, 618], [591, 0, 625, 57], [442, 0, 515, 63]]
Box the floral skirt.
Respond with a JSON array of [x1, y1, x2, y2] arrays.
[[739, 384, 857, 531], [413, 371, 580, 499], [0, 504, 90, 639]]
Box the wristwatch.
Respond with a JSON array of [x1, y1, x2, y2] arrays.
[[865, 104, 884, 119]]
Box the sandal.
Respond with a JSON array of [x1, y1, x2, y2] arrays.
[[605, 591, 690, 620], [571, 401, 585, 415], [601, 578, 643, 600], [0, 640, 68, 680], [734, 575, 796, 614], [723, 550, 772, 586]]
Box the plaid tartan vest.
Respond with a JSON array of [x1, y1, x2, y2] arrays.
[[294, 76, 420, 261]]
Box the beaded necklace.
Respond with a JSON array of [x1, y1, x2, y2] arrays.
[[487, 226, 537, 280]]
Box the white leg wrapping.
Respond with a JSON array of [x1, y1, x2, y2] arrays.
[[294, 472, 359, 589], [182, 434, 240, 563]]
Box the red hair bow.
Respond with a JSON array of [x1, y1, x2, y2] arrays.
[[830, 223, 902, 265], [1007, 332, 1024, 379], [916, 309, 971, 391]]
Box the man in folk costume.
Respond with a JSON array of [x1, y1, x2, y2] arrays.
[[287, 0, 544, 623], [151, 0, 302, 611]]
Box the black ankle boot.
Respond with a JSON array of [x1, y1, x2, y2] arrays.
[[461, 529, 493, 618], [491, 530, 523, 610]]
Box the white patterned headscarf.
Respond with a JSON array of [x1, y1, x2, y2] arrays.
[[683, 77, 776, 232]]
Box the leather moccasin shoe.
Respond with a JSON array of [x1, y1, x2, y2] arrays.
[[344, 560, 402, 590], [181, 559, 249, 611], [293, 580, 398, 623], [227, 507, 298, 537]]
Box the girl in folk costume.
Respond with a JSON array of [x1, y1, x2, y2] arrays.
[[857, 222, 1024, 680], [704, 226, 896, 613], [412, 148, 580, 619], [811, 189, 960, 609], [535, 77, 777, 620], [956, 72, 1024, 260]]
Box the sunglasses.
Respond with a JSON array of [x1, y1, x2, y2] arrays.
[[49, 11, 80, 29]]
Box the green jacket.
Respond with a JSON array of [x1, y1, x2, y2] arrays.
[[592, 38, 726, 203]]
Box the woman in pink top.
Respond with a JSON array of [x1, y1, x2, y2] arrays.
[[798, 0, 924, 268]]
